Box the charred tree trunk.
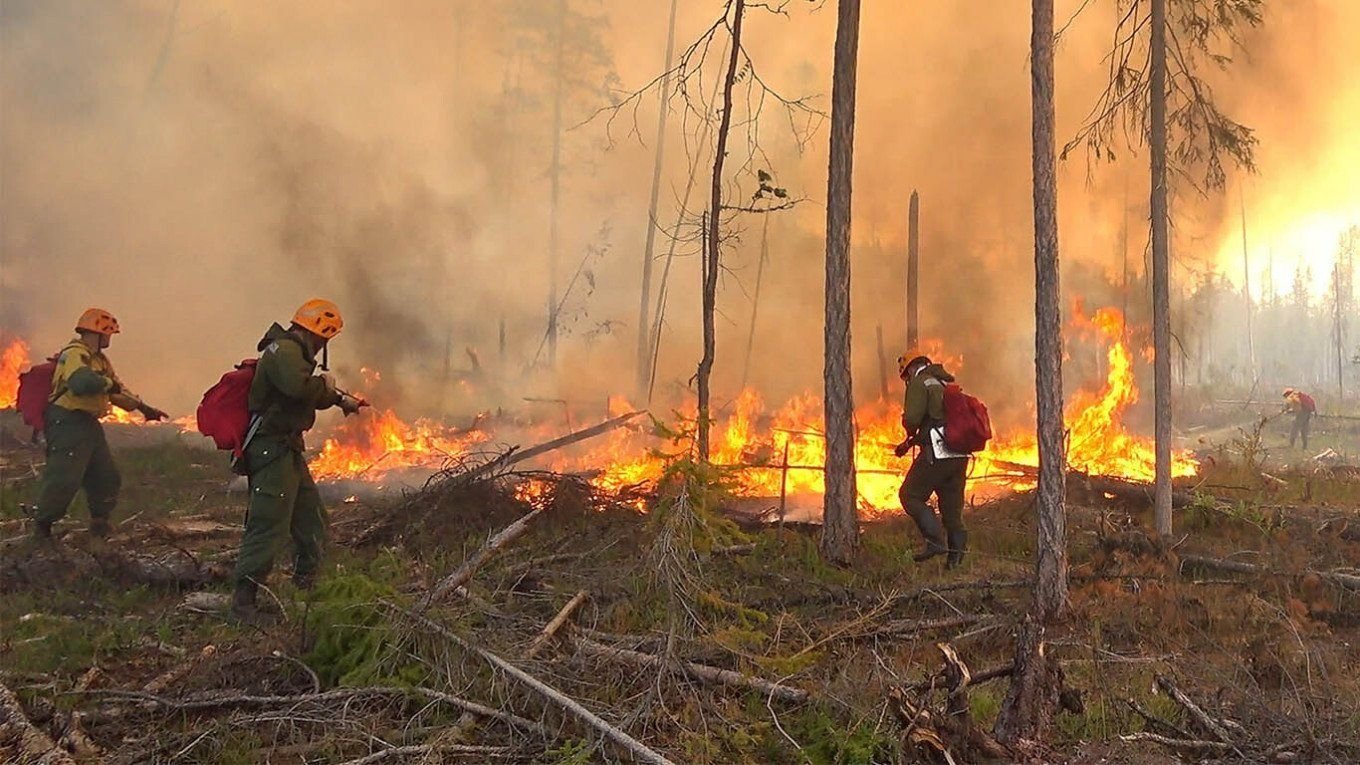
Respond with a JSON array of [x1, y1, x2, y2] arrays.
[[906, 190, 920, 351], [696, 0, 746, 462], [996, 1, 1068, 745], [546, 0, 567, 369], [635, 0, 681, 397], [819, 0, 862, 565], [1150, 0, 1173, 537]]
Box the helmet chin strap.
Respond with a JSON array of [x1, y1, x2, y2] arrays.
[[321, 343, 329, 372]]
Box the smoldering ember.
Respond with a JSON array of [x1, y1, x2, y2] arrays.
[[1, 2, 1358, 764]]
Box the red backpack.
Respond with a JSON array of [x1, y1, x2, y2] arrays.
[[1297, 392, 1317, 414], [941, 383, 992, 453], [16, 342, 83, 433], [196, 359, 258, 459], [17, 358, 59, 432]]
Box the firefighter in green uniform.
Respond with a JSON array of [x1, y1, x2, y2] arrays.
[[893, 354, 970, 568], [33, 308, 169, 540], [232, 299, 363, 623]]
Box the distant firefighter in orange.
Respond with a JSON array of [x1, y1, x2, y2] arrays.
[[1281, 388, 1316, 450]]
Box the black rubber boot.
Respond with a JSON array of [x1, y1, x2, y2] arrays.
[[32, 519, 54, 542], [292, 571, 316, 592], [89, 517, 112, 538], [231, 580, 274, 626], [945, 530, 967, 569], [907, 505, 947, 563]]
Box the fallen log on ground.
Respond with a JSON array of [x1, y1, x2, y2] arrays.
[[1155, 674, 1237, 745], [574, 637, 809, 703], [1179, 554, 1360, 592], [0, 680, 78, 765], [525, 590, 589, 658], [462, 411, 648, 483], [336, 744, 514, 765], [78, 686, 548, 738], [395, 605, 679, 765], [417, 507, 545, 610]]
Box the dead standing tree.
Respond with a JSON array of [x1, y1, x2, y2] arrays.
[[820, 0, 864, 565], [591, 0, 822, 461], [993, 0, 1068, 747], [1064, 0, 1260, 537]]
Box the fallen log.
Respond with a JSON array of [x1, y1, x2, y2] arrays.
[[417, 507, 545, 610], [1178, 555, 1360, 592], [78, 686, 548, 738], [462, 411, 648, 483], [525, 590, 589, 658], [0, 680, 77, 765], [1118, 731, 1233, 755], [1154, 674, 1235, 744], [336, 744, 514, 765], [860, 614, 988, 641], [574, 637, 809, 703], [1073, 474, 1195, 508], [395, 606, 679, 765]]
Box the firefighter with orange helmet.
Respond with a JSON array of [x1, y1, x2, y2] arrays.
[[894, 352, 970, 569], [232, 299, 363, 624], [1282, 388, 1316, 450], [32, 309, 169, 540]]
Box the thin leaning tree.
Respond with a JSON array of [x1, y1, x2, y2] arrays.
[[1065, 0, 1261, 538], [591, 0, 822, 462]]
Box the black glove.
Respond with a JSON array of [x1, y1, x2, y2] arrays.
[[338, 394, 366, 416], [139, 404, 169, 422], [894, 440, 911, 458]]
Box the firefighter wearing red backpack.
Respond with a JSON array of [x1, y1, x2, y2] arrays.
[[31, 308, 169, 541], [892, 354, 989, 569], [1282, 388, 1316, 450], [231, 299, 363, 625]]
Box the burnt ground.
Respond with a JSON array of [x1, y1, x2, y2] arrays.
[[1, 410, 1359, 765]]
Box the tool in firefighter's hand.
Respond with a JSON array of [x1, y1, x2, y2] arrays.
[[336, 388, 369, 416]]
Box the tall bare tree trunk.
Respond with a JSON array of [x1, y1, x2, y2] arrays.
[[1150, 0, 1173, 537], [1335, 257, 1345, 399], [697, 0, 746, 462], [1241, 191, 1256, 381], [740, 214, 772, 391], [635, 0, 681, 397], [819, 0, 862, 565], [546, 0, 567, 369], [906, 190, 920, 350], [996, 2, 1068, 745]]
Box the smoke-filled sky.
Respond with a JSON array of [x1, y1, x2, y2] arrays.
[[1, 0, 1356, 420]]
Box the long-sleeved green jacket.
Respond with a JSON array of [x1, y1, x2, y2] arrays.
[[902, 362, 955, 436], [248, 323, 341, 447]]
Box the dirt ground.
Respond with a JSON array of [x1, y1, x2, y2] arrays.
[[1, 410, 1359, 765]]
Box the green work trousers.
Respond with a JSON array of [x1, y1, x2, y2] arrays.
[[900, 454, 969, 554], [234, 438, 328, 586], [35, 406, 120, 524]]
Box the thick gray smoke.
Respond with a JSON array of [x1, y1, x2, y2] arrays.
[[2, 0, 1353, 425]]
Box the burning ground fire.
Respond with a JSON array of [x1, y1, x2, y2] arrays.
[[0, 338, 30, 409], [0, 307, 1196, 514], [303, 306, 1197, 513]]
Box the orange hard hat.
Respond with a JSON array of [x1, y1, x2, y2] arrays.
[[1282, 388, 1295, 397], [292, 299, 344, 339], [75, 308, 121, 336]]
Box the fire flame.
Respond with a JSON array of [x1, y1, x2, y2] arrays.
[[310, 408, 490, 480], [294, 306, 1196, 517], [0, 338, 31, 409]]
